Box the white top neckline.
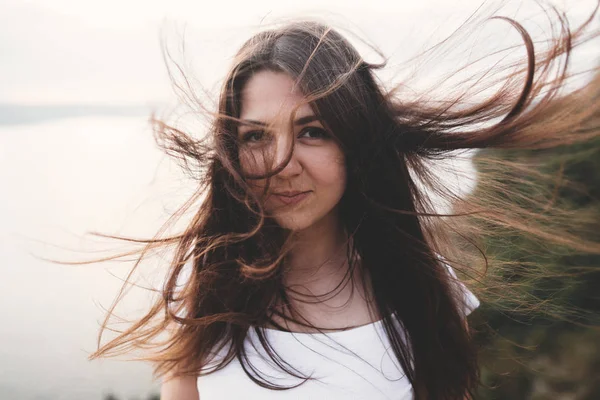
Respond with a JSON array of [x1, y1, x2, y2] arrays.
[[172, 258, 480, 399], [258, 316, 388, 338]]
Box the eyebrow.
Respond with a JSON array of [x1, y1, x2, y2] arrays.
[[238, 115, 323, 128]]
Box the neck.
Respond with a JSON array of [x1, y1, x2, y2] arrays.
[[275, 209, 377, 331], [285, 208, 348, 284]]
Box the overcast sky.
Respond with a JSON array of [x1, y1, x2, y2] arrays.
[[3, 0, 596, 106]]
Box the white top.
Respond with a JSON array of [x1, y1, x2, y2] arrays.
[[190, 265, 480, 400]]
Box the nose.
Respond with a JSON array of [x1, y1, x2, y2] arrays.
[[273, 134, 302, 178]]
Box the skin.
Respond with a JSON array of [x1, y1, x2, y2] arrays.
[[238, 70, 377, 331], [160, 372, 199, 400], [237, 70, 347, 233], [161, 71, 376, 398]]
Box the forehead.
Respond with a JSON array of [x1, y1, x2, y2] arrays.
[[239, 70, 312, 121]]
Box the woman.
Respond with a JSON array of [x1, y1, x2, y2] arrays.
[[88, 3, 600, 400]]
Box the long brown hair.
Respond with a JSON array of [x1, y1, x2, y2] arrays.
[[80, 2, 600, 399]]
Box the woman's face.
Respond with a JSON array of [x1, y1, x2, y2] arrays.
[[237, 70, 347, 231]]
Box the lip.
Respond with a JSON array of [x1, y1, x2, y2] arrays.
[[271, 191, 311, 206]]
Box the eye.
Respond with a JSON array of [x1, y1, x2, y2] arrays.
[[298, 127, 328, 140], [241, 130, 266, 143]]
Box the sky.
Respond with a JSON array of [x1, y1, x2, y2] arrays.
[[0, 115, 186, 399], [3, 0, 595, 106]]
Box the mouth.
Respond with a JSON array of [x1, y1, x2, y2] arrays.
[[271, 190, 311, 206]]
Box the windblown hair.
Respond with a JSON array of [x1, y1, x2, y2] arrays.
[[84, 2, 600, 399]]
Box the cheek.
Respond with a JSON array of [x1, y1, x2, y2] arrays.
[[237, 153, 267, 198], [307, 147, 346, 188], [239, 147, 282, 184], [239, 149, 262, 175]]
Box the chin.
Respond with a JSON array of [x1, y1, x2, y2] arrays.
[[272, 214, 316, 231]]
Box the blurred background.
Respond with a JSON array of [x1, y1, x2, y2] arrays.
[[1, 0, 598, 399]]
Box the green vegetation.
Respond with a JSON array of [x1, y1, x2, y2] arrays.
[[102, 99, 600, 400], [473, 135, 600, 399]]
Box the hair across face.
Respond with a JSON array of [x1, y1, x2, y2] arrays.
[[206, 21, 473, 397], [88, 8, 600, 398], [237, 70, 347, 231], [218, 22, 400, 241]]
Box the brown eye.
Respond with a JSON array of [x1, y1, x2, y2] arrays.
[[298, 127, 328, 139], [241, 130, 266, 143]]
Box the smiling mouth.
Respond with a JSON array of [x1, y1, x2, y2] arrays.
[[271, 191, 311, 206]]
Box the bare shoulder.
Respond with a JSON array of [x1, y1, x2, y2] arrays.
[[160, 373, 199, 400]]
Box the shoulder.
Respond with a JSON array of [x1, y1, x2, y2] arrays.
[[160, 373, 200, 400]]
